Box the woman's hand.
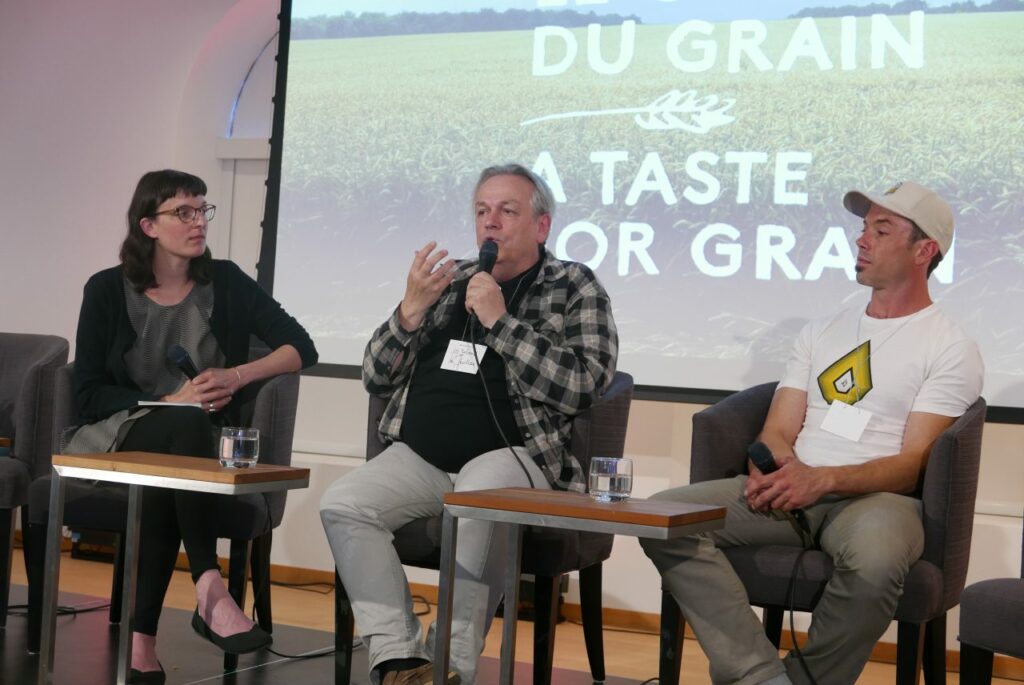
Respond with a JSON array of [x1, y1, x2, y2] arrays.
[[162, 367, 244, 413]]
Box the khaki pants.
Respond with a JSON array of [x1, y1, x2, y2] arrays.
[[640, 477, 923, 685], [319, 443, 550, 685]]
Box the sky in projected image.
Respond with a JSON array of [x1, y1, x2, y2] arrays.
[[293, 0, 969, 22], [276, 2, 1024, 408]]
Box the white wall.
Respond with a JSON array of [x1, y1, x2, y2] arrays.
[[2, 0, 1021, 653]]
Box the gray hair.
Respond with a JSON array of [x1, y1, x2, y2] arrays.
[[474, 163, 555, 220]]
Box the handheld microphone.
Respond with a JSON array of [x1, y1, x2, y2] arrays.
[[478, 239, 498, 274], [747, 441, 811, 535], [167, 344, 200, 380], [471, 238, 535, 486], [470, 239, 500, 339], [747, 441, 780, 475]]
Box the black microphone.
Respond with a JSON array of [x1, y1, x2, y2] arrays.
[[747, 441, 780, 475], [478, 238, 498, 274], [167, 344, 199, 380], [747, 441, 811, 535], [470, 239, 500, 340]]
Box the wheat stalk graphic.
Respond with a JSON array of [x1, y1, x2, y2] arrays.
[[521, 89, 736, 134]]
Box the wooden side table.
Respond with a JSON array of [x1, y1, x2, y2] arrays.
[[37, 451, 310, 685], [433, 487, 726, 685]]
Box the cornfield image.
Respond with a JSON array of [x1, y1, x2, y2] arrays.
[[276, 10, 1024, 396]]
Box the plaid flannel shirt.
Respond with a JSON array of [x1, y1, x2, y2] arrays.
[[362, 248, 618, 492]]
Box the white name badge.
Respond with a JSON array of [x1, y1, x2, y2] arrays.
[[440, 340, 488, 374], [821, 400, 872, 442]]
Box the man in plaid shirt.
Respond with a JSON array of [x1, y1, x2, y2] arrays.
[[320, 164, 618, 685]]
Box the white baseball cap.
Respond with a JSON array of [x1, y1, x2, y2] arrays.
[[843, 181, 954, 256]]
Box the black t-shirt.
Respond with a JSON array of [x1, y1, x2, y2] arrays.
[[401, 260, 540, 473]]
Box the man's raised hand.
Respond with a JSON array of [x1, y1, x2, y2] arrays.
[[399, 241, 456, 331]]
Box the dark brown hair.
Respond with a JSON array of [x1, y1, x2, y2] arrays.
[[120, 169, 212, 292]]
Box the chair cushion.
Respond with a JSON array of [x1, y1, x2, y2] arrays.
[[0, 457, 30, 508], [959, 578, 1024, 659], [725, 544, 941, 622], [28, 474, 277, 540], [520, 527, 614, 577], [892, 560, 944, 622], [213, 493, 279, 539], [393, 517, 444, 566], [724, 546, 832, 609], [28, 476, 129, 530], [393, 515, 614, 577]]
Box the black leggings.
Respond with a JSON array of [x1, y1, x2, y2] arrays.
[[118, 406, 221, 635]]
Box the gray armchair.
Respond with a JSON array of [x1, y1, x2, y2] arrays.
[[659, 381, 987, 685], [23, 356, 299, 671], [334, 371, 634, 685], [0, 332, 69, 627], [958, 519, 1024, 683]]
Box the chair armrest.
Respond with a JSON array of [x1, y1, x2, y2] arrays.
[[249, 372, 301, 467], [690, 382, 777, 483], [4, 335, 68, 479], [918, 397, 986, 606], [570, 371, 634, 470], [51, 363, 77, 463], [366, 393, 390, 460]]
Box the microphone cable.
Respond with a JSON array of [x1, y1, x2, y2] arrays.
[[468, 320, 534, 489], [747, 441, 819, 684], [245, 575, 357, 661], [785, 546, 819, 685]]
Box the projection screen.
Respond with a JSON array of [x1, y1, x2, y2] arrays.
[[271, 0, 1024, 413]]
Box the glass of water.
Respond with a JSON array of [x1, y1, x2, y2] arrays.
[[588, 457, 633, 502], [219, 427, 259, 468]]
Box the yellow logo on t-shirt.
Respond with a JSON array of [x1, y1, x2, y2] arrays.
[[817, 341, 872, 405]]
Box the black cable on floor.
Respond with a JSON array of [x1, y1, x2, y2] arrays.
[[412, 594, 431, 616], [264, 642, 353, 661], [267, 579, 335, 595]]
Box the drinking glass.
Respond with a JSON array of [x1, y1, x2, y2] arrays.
[[219, 427, 259, 468], [588, 457, 633, 502]]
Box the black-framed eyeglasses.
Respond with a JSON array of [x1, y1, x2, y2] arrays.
[[152, 204, 216, 224]]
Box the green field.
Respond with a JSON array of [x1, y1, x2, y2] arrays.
[[276, 11, 1024, 374], [282, 11, 1023, 240]]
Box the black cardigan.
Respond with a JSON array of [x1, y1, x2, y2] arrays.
[[73, 260, 318, 423]]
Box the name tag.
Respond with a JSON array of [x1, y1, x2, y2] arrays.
[[821, 400, 872, 442], [441, 340, 487, 374]]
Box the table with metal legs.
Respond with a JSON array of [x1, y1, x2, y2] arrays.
[[37, 451, 309, 685], [432, 487, 726, 685]]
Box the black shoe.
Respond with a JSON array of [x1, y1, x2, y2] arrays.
[[190, 608, 272, 654], [128, 662, 166, 684]]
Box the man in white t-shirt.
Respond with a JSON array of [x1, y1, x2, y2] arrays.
[[641, 181, 984, 685]]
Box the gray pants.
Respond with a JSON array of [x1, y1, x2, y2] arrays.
[[319, 443, 550, 685], [639, 477, 923, 685]]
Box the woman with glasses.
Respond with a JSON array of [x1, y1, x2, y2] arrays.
[[65, 169, 318, 683]]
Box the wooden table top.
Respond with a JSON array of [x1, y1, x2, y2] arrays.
[[52, 451, 310, 485], [444, 487, 725, 528]]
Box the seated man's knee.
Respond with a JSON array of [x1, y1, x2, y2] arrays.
[[319, 473, 379, 525], [836, 541, 917, 595], [831, 499, 922, 594], [647, 477, 745, 506], [455, 449, 532, 491]]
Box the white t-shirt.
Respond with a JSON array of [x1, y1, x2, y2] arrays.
[[779, 304, 983, 468]]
